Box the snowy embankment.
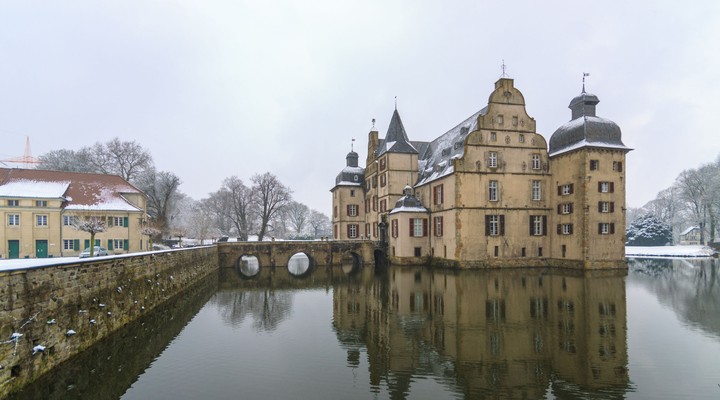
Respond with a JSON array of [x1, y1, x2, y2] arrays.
[[625, 245, 716, 258]]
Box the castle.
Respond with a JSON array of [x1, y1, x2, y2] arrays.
[[331, 77, 630, 269]]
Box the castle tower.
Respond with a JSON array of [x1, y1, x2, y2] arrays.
[[549, 89, 631, 267], [330, 147, 365, 239]]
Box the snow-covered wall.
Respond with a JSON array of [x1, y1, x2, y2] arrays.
[[0, 247, 218, 397]]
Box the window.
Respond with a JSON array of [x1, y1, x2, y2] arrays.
[[350, 189, 355, 197], [599, 201, 615, 213], [512, 116, 518, 126], [35, 200, 48, 207], [365, 198, 370, 213], [63, 239, 77, 250], [530, 215, 547, 236], [334, 206, 338, 218], [36, 215, 48, 226], [410, 218, 427, 237], [63, 215, 78, 226], [559, 184, 574, 196], [391, 219, 398, 238], [365, 223, 370, 238], [488, 152, 498, 168], [531, 154, 541, 170], [590, 160, 599, 170], [8, 214, 20, 226], [372, 196, 377, 211], [558, 224, 573, 235], [347, 205, 358, 217], [113, 239, 125, 250], [485, 215, 505, 236], [532, 180, 542, 201], [380, 199, 387, 212], [489, 180, 499, 201], [497, 115, 504, 125], [379, 157, 387, 171], [7, 200, 19, 207], [433, 184, 444, 205], [599, 182, 614, 193], [519, 134, 525, 143], [598, 223, 615, 235], [348, 224, 358, 238], [353, 175, 358, 182], [490, 132, 497, 142], [434, 216, 444, 237], [613, 161, 623, 172], [373, 222, 377, 237], [380, 174, 387, 187], [559, 203, 574, 214], [111, 217, 124, 226]]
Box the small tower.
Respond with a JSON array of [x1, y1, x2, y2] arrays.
[[330, 144, 365, 240], [549, 81, 631, 268]]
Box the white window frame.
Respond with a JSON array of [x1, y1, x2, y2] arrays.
[[489, 215, 500, 236], [600, 182, 610, 193], [600, 202, 610, 213], [489, 180, 499, 202], [8, 214, 20, 226], [412, 218, 423, 237], [519, 134, 525, 143], [532, 180, 541, 201], [113, 239, 124, 250], [532, 216, 543, 236], [531, 154, 541, 170], [348, 224, 358, 238], [7, 199, 19, 207], [600, 223, 610, 234], [36, 214, 48, 226], [112, 217, 124, 226], [63, 239, 75, 250], [36, 200, 48, 207], [562, 224, 572, 235], [562, 184, 572, 195], [561, 203, 572, 214], [348, 205, 358, 217], [488, 152, 498, 168]]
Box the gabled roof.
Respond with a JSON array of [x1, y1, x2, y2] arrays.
[[0, 168, 144, 212], [377, 109, 418, 156]]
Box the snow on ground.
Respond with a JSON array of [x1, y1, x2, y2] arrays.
[[625, 245, 716, 258]]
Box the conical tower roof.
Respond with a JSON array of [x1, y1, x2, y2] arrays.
[[377, 109, 418, 156]]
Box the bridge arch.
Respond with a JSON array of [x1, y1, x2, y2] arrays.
[[287, 252, 313, 277], [236, 254, 261, 279], [340, 251, 362, 275]]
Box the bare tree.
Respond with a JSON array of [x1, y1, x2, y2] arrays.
[[286, 201, 309, 238], [251, 172, 292, 241], [677, 168, 710, 244], [137, 169, 182, 237], [308, 210, 331, 238], [73, 216, 106, 256], [37, 149, 95, 173]]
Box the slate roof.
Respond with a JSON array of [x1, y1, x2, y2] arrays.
[[0, 168, 144, 212], [549, 92, 631, 157], [416, 107, 487, 186], [377, 109, 418, 156], [333, 151, 365, 187]]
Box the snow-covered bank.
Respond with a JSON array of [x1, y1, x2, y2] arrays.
[[625, 245, 716, 258]]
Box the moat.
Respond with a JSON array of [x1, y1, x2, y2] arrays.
[[10, 258, 720, 399]]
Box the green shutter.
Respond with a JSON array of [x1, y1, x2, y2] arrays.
[[95, 239, 100, 247], [124, 239, 129, 250], [73, 239, 80, 251], [108, 239, 113, 250], [84, 239, 90, 249], [123, 217, 129, 227]]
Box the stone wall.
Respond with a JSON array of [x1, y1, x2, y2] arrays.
[[0, 246, 218, 397]]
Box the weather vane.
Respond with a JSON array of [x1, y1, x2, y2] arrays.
[[351, 137, 355, 152], [372, 118, 376, 129], [394, 96, 397, 110], [582, 72, 590, 93], [501, 60, 509, 78]]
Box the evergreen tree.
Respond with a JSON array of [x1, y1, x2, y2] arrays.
[[626, 214, 673, 246]]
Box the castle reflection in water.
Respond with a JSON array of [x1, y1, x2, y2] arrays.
[[332, 267, 629, 398]]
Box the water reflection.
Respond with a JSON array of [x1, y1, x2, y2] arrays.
[[333, 268, 629, 398], [238, 255, 260, 277], [628, 258, 720, 339], [212, 290, 293, 332], [287, 253, 310, 276]]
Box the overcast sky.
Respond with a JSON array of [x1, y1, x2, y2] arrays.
[[1, 1, 719, 215]]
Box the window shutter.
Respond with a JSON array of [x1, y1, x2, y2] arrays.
[[618, 162, 623, 172], [485, 216, 490, 236], [95, 239, 100, 246], [598, 201, 602, 212], [557, 224, 562, 234], [569, 224, 573, 234], [598, 182, 602, 192], [557, 204, 562, 214], [542, 216, 547, 236], [409, 219, 413, 237], [569, 184, 574, 194], [569, 203, 574, 213], [610, 223, 615, 234], [108, 239, 113, 250], [557, 186, 562, 196], [124, 239, 129, 250], [433, 187, 438, 205], [610, 182, 615, 193], [84, 239, 90, 249], [529, 217, 534, 235], [74, 239, 80, 250], [346, 205, 350, 216], [598, 224, 602, 234], [422, 219, 428, 237], [347, 225, 350, 238], [500, 215, 505, 236], [610, 202, 615, 213], [439, 217, 443, 236], [107, 217, 113, 226], [124, 217, 129, 227]]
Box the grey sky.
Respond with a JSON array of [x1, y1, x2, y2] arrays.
[[1, 1, 719, 215]]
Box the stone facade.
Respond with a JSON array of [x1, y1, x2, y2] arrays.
[[331, 78, 631, 269], [0, 247, 217, 397]]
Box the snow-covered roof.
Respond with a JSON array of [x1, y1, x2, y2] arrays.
[[0, 168, 144, 212], [679, 226, 700, 236], [0, 180, 70, 198]]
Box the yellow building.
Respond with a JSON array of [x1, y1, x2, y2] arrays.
[[331, 77, 631, 269], [0, 168, 148, 258]]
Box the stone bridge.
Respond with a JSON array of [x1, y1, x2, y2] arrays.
[[217, 240, 386, 271]]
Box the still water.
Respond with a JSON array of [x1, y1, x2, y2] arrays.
[[10, 258, 720, 399]]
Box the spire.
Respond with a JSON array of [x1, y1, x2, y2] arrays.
[[377, 108, 418, 156], [582, 72, 589, 93]]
